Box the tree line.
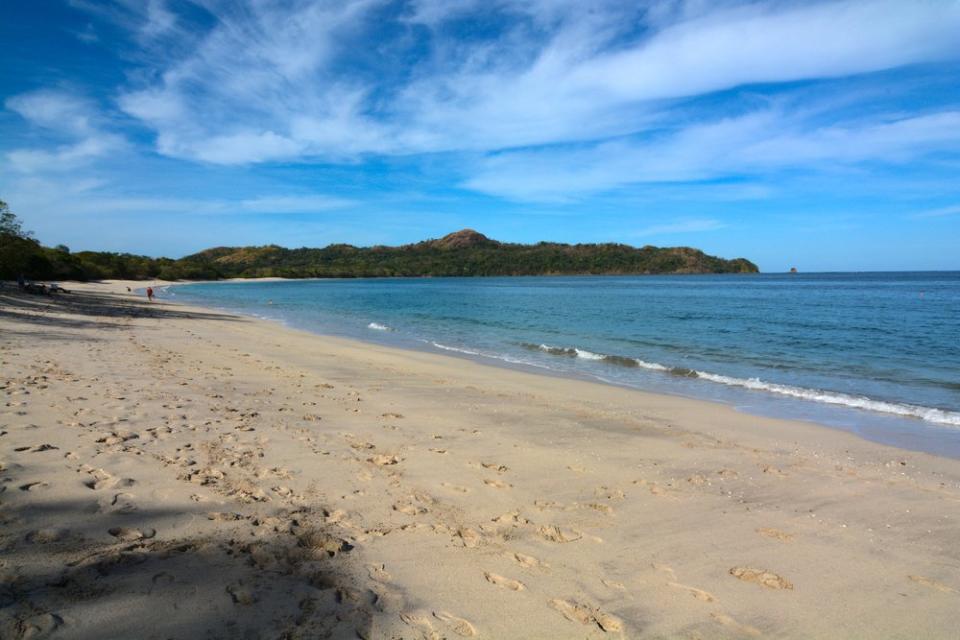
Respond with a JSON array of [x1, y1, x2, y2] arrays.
[[1, 205, 758, 282]]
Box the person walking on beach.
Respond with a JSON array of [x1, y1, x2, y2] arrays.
[[146, 286, 154, 302]]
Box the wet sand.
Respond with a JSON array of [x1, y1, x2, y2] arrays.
[[2, 281, 959, 639]]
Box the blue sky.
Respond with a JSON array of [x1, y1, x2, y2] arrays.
[[2, 0, 959, 271]]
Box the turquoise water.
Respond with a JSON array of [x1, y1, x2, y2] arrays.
[[169, 273, 960, 457]]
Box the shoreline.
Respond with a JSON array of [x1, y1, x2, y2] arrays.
[[4, 282, 960, 638], [166, 278, 960, 460]]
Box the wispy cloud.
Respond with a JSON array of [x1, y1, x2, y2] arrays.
[[81, 0, 960, 170], [633, 218, 726, 237], [237, 195, 355, 213], [2, 176, 353, 217], [910, 204, 960, 219], [463, 109, 960, 201], [4, 90, 125, 172]]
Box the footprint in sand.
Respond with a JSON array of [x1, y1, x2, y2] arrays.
[[393, 502, 428, 516], [756, 527, 794, 542], [16, 613, 63, 638], [399, 610, 442, 638], [484, 572, 525, 591], [19, 481, 49, 492], [367, 563, 392, 582], [26, 528, 69, 544], [227, 584, 258, 605], [152, 572, 175, 587], [712, 612, 761, 637], [511, 552, 545, 569], [368, 454, 401, 466], [585, 502, 614, 515], [634, 479, 673, 497], [441, 482, 471, 493], [16, 444, 58, 453], [908, 575, 957, 593], [492, 512, 530, 526], [538, 525, 582, 543], [593, 485, 627, 500], [433, 611, 478, 637], [668, 581, 717, 602], [483, 478, 512, 489], [761, 464, 788, 477], [207, 511, 243, 521], [100, 492, 137, 514], [548, 599, 622, 633], [729, 566, 793, 590], [481, 462, 509, 473], [297, 529, 352, 557], [108, 526, 156, 542], [456, 527, 483, 548]]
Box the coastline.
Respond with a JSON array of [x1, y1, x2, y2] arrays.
[[167, 277, 960, 459], [3, 281, 960, 638]]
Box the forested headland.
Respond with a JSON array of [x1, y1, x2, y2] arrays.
[[1, 203, 758, 281]]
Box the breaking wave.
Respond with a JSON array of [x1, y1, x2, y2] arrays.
[[520, 342, 960, 427]]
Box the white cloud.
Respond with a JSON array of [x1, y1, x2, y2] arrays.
[[6, 90, 96, 135], [101, 0, 960, 166], [911, 204, 960, 219], [633, 218, 726, 237], [4, 90, 126, 172], [6, 135, 125, 172], [238, 195, 355, 213], [142, 0, 177, 39], [464, 109, 960, 201], [0, 176, 353, 217]]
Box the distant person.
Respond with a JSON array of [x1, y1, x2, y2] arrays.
[[126, 286, 131, 292], [146, 286, 155, 302], [17, 274, 25, 290]]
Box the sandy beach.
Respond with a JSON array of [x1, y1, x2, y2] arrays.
[[2, 281, 959, 639]]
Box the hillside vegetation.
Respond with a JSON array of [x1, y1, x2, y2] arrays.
[[2, 205, 758, 281], [174, 229, 758, 278]]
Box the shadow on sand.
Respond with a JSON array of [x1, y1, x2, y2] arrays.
[[0, 489, 387, 639], [0, 288, 242, 334]]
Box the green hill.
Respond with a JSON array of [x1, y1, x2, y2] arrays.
[[2, 210, 759, 282], [167, 229, 758, 279]]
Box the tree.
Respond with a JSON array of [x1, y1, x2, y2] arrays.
[[0, 200, 47, 280], [0, 200, 32, 239]]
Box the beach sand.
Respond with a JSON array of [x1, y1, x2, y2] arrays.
[[2, 281, 959, 639]]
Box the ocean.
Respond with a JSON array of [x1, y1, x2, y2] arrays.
[[167, 272, 960, 457]]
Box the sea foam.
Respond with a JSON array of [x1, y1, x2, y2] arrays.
[[527, 342, 960, 427]]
